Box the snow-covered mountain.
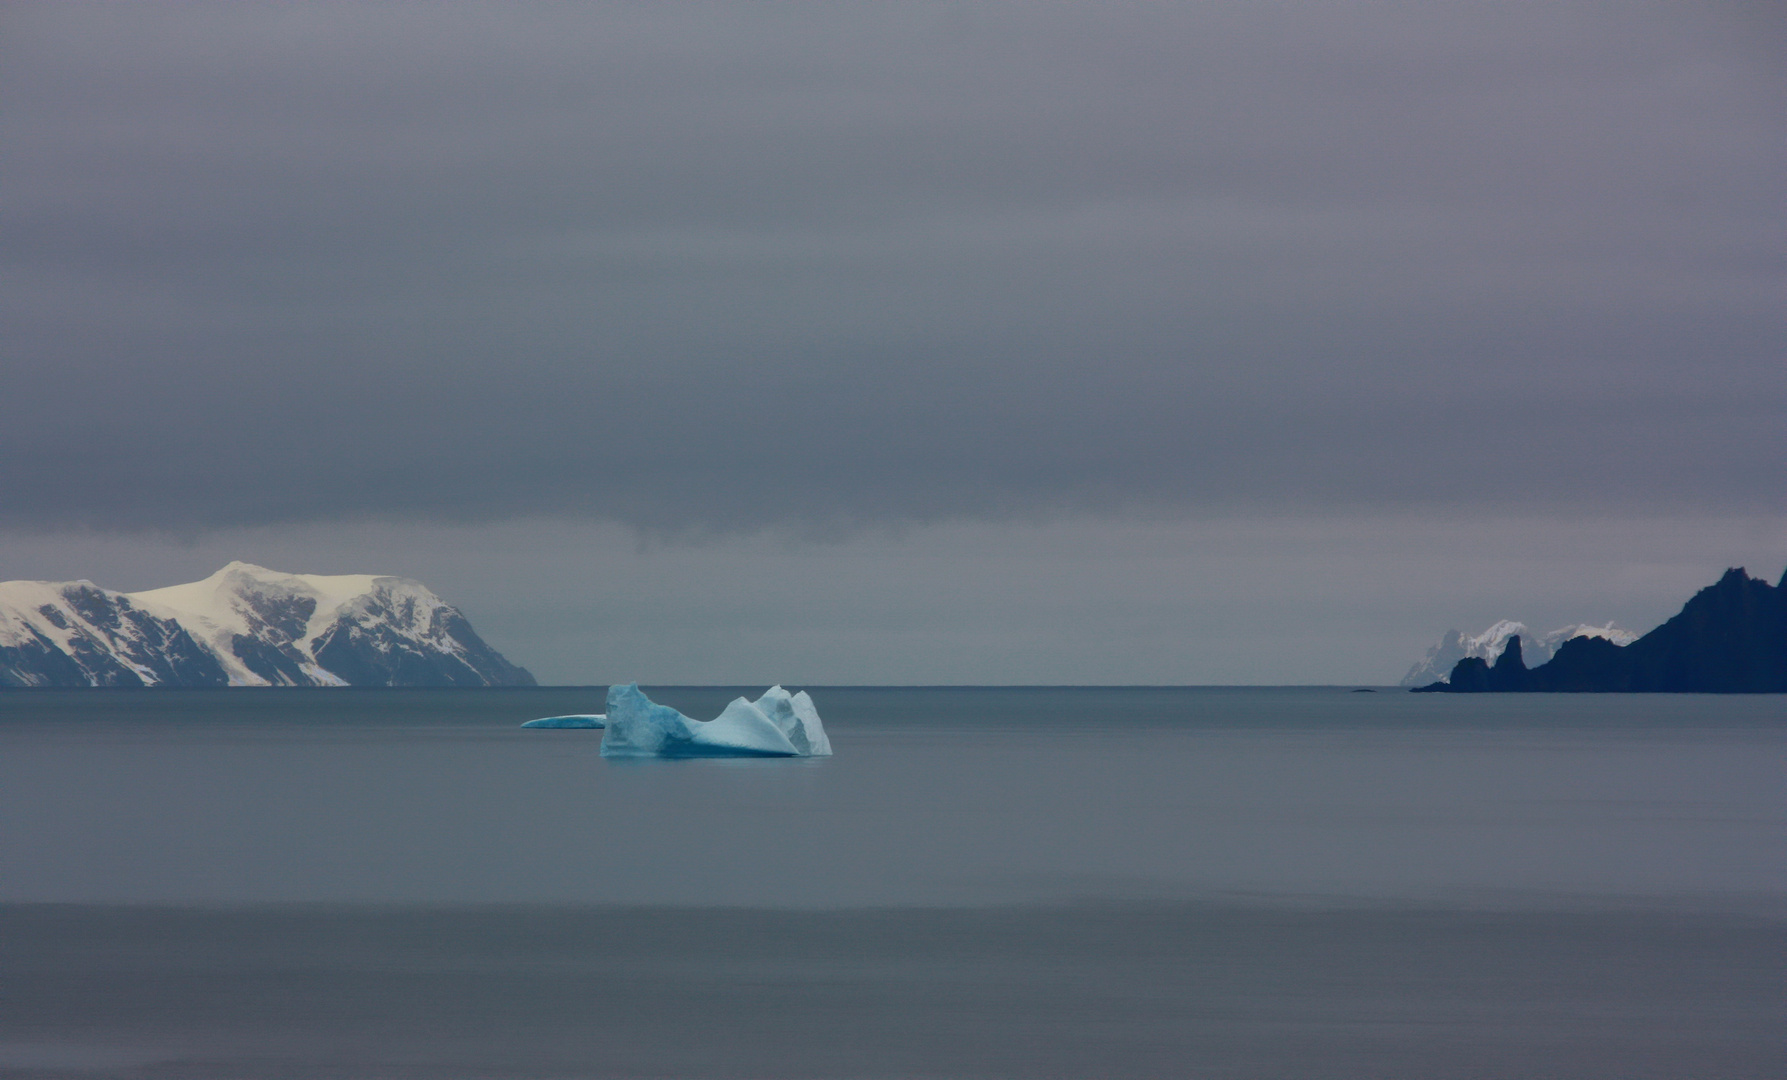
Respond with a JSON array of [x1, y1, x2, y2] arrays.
[[1400, 620, 1639, 687], [0, 562, 535, 687]]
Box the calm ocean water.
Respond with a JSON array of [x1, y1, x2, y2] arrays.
[[1, 687, 1782, 1078]]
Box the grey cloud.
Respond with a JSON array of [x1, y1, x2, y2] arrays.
[[2, 1, 1781, 534]]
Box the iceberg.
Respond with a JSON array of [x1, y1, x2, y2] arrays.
[[600, 684, 833, 759], [521, 714, 606, 729]]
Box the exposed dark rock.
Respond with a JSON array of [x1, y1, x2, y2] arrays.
[[231, 634, 314, 685], [1622, 567, 1787, 692], [1485, 635, 1531, 691], [241, 591, 316, 648], [0, 625, 100, 687], [1432, 655, 1490, 693], [1529, 635, 1632, 692]]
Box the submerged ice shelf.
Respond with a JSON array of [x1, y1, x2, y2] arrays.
[[600, 684, 832, 759], [520, 714, 606, 729]]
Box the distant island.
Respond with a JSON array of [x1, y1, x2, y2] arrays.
[[1413, 566, 1786, 693], [0, 562, 534, 688]]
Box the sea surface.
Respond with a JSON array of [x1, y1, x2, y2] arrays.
[[0, 687, 1782, 1079]]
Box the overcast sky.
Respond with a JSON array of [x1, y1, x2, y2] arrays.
[[4, 2, 1782, 683]]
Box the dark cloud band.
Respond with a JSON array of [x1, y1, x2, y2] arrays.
[[4, 2, 1781, 533]]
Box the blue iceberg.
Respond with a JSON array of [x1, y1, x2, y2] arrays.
[[521, 714, 606, 729], [600, 684, 833, 759]]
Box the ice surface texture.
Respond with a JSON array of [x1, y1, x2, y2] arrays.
[[520, 715, 606, 729], [753, 685, 832, 756], [600, 684, 832, 759]]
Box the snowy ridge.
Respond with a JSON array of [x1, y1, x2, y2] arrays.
[[0, 577, 226, 687], [1400, 620, 1639, 687], [131, 563, 375, 685], [0, 562, 534, 687]]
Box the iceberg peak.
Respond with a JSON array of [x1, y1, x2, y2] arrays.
[[753, 685, 832, 756]]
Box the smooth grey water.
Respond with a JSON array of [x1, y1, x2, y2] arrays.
[[0, 688, 1782, 1078]]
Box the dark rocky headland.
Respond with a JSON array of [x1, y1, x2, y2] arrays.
[[1413, 566, 1787, 693]]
